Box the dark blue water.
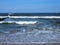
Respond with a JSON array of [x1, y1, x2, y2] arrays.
[[0, 13, 60, 16]]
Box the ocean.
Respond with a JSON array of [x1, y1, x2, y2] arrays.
[[0, 15, 60, 43]]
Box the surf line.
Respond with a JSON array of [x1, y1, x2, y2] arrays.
[[0, 16, 60, 18]]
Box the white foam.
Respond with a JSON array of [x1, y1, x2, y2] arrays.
[[0, 16, 60, 18], [10, 16, 60, 18], [15, 21, 37, 24], [0, 21, 15, 23], [0, 21, 37, 24]]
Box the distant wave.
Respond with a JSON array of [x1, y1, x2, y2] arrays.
[[0, 16, 60, 18]]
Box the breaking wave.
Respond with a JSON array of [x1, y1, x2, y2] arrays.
[[0, 21, 37, 24]]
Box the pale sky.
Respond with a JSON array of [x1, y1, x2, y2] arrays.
[[0, 0, 60, 13]]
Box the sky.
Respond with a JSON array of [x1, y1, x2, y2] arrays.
[[0, 0, 60, 13]]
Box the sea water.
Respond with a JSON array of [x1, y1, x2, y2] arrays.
[[0, 18, 60, 43]]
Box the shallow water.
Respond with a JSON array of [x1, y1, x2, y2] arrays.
[[0, 18, 60, 43]]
